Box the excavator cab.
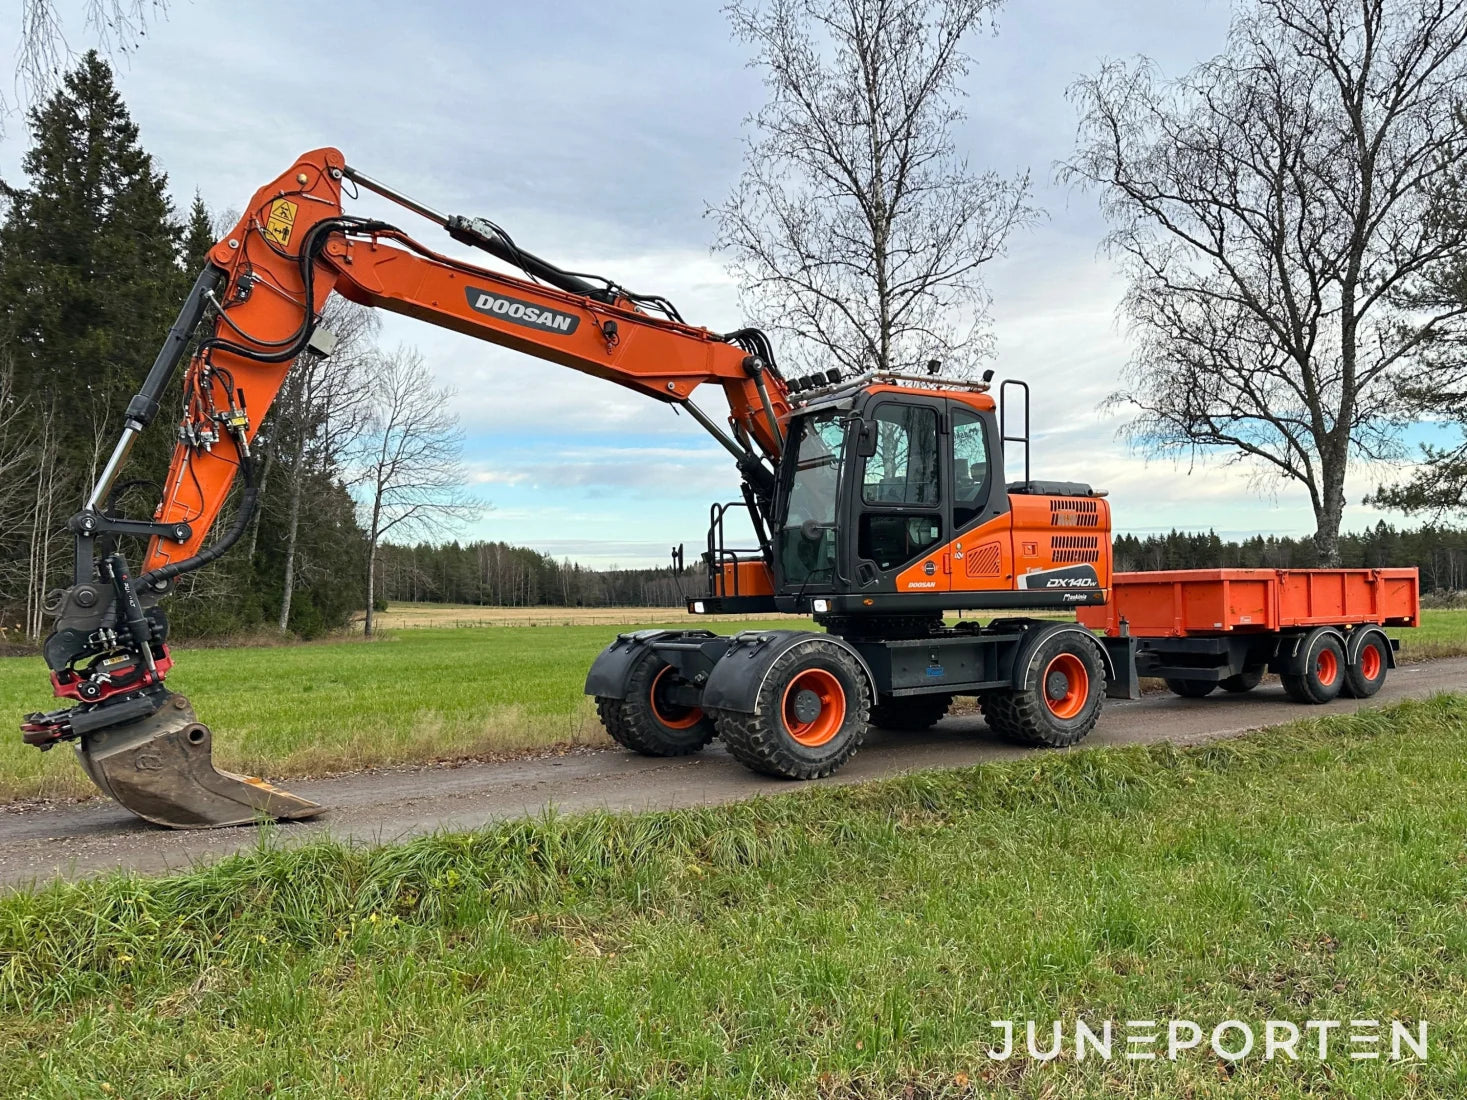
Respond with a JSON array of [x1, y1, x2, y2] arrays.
[[702, 375, 1111, 620]]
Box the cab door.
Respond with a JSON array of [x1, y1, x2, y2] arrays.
[[945, 399, 1013, 594], [853, 397, 949, 593]]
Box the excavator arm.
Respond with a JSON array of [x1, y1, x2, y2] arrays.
[[21, 147, 791, 827], [149, 147, 788, 575]]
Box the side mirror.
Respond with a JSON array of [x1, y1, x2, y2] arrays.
[[855, 419, 878, 458]]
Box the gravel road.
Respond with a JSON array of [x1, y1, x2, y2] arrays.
[[1, 656, 1461, 887]]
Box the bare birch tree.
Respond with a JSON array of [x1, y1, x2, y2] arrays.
[[713, 0, 1036, 378], [274, 300, 379, 632], [1064, 0, 1467, 564], [356, 346, 474, 636]]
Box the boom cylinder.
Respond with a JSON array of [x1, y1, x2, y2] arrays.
[[87, 265, 222, 511]]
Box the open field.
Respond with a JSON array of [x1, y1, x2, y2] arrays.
[[362, 602, 806, 629], [0, 608, 1461, 804], [0, 696, 1463, 1097]]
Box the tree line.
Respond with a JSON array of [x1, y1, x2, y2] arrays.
[[374, 542, 695, 610]]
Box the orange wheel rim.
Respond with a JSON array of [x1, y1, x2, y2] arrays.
[[1359, 642, 1382, 681], [1316, 646, 1339, 687], [1043, 653, 1089, 720], [650, 665, 703, 730], [781, 668, 846, 747]]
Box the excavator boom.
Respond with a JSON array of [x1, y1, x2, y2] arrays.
[[22, 148, 791, 827]]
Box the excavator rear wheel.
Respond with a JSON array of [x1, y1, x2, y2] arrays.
[[982, 632, 1104, 748], [713, 638, 870, 779], [867, 693, 953, 731], [595, 651, 716, 757]]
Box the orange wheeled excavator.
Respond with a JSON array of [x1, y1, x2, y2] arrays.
[[20, 148, 1418, 827]]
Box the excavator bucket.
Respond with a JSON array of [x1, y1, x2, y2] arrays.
[[75, 694, 323, 829]]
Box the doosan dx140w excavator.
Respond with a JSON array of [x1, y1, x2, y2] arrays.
[[21, 149, 1419, 827]]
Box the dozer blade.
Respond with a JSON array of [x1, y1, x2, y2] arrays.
[[75, 693, 323, 829]]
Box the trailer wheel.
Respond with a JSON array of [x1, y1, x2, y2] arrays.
[[984, 632, 1104, 747], [1281, 630, 1346, 704], [868, 694, 953, 731], [1218, 668, 1263, 693], [714, 638, 870, 779], [1342, 631, 1390, 699], [1164, 678, 1216, 698], [595, 652, 716, 756]]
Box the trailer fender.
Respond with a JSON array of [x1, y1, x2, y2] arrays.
[[584, 630, 715, 700], [700, 630, 877, 715], [1276, 626, 1348, 677], [1346, 626, 1396, 670]]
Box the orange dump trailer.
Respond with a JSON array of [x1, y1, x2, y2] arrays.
[[1078, 568, 1420, 704]]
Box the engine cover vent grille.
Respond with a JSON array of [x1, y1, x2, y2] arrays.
[[1051, 535, 1100, 563], [1050, 498, 1100, 527]]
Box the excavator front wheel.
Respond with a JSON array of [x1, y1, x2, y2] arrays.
[[76, 693, 323, 829], [714, 637, 870, 779]]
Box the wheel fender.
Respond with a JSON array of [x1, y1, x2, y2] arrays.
[[1346, 626, 1395, 670], [583, 630, 689, 699], [700, 630, 876, 715], [1278, 626, 1347, 677], [1005, 621, 1110, 690]]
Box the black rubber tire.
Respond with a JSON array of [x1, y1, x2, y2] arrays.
[[1342, 631, 1390, 699], [1281, 630, 1346, 705], [1165, 677, 1217, 698], [867, 693, 953, 731], [1218, 669, 1263, 693], [594, 650, 716, 757], [712, 637, 871, 779], [983, 630, 1105, 748]]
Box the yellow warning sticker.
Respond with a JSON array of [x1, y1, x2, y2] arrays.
[[264, 198, 298, 247]]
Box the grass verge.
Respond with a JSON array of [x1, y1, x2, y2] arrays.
[[0, 695, 1464, 1097]]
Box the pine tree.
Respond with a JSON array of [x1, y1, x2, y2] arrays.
[[0, 52, 185, 451], [0, 52, 186, 632], [181, 192, 216, 275]]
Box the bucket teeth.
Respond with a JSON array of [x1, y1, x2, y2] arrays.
[[75, 693, 322, 829]]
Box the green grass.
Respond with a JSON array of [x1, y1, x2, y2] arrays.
[[0, 696, 1463, 1097], [0, 609, 1461, 804], [1395, 607, 1467, 658]]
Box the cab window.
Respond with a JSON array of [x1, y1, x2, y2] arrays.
[[952, 407, 990, 529], [777, 409, 848, 586], [858, 403, 942, 571], [861, 405, 939, 504]]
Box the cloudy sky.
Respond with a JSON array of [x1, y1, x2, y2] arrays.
[[0, 0, 1429, 565]]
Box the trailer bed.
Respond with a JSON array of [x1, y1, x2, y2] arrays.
[[1078, 568, 1419, 637]]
